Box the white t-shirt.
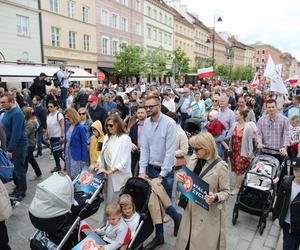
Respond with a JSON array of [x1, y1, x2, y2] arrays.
[[162, 99, 176, 112], [123, 212, 140, 234], [285, 181, 300, 224], [47, 111, 64, 138]]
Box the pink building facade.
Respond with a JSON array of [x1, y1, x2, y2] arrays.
[[96, 0, 144, 73]]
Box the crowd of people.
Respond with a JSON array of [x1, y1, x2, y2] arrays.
[[0, 68, 300, 250]]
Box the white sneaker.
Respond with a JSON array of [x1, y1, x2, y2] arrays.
[[50, 155, 54, 160]]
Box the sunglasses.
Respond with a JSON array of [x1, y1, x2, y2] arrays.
[[144, 104, 159, 110], [79, 113, 86, 116], [192, 147, 204, 153], [106, 124, 114, 128]]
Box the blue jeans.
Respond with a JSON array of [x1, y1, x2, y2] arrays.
[[283, 222, 300, 250], [60, 87, 68, 110], [12, 145, 27, 196]]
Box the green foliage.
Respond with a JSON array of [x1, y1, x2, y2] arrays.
[[172, 48, 190, 77], [112, 44, 145, 77], [214, 64, 254, 81], [215, 64, 231, 78], [144, 48, 168, 78], [192, 57, 215, 72]]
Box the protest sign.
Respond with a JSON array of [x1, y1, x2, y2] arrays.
[[72, 233, 106, 250], [75, 166, 102, 196]]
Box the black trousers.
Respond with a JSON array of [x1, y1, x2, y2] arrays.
[[25, 146, 42, 176], [0, 221, 11, 250], [131, 151, 140, 177], [50, 137, 62, 168]]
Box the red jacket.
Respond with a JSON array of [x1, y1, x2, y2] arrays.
[[205, 120, 225, 137]]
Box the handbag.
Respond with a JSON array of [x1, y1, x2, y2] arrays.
[[178, 157, 222, 209], [0, 148, 14, 183], [175, 156, 187, 169]]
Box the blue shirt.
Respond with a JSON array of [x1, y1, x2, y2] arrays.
[[103, 101, 117, 113], [139, 113, 176, 177], [180, 96, 192, 113], [2, 106, 28, 152], [57, 70, 69, 88]]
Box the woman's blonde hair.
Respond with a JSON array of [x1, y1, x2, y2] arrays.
[[189, 132, 218, 160], [119, 194, 136, 212], [78, 107, 91, 120], [65, 108, 80, 124]]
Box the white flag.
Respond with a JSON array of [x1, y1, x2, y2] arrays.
[[264, 55, 288, 94]]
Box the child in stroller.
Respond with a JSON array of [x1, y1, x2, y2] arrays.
[[247, 162, 279, 190]]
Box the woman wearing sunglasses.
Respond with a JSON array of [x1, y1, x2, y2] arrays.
[[91, 114, 132, 222], [176, 132, 230, 250], [78, 107, 93, 143]]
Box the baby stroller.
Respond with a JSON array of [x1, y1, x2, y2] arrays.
[[29, 171, 105, 250], [232, 153, 285, 235], [184, 118, 203, 155], [120, 177, 154, 250]]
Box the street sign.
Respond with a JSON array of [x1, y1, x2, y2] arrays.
[[97, 72, 105, 81]]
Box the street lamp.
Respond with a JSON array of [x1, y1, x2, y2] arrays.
[[212, 14, 222, 69]]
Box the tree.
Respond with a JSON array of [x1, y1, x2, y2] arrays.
[[191, 57, 215, 72], [172, 48, 190, 77], [215, 64, 231, 78], [112, 44, 145, 77], [144, 48, 168, 79]]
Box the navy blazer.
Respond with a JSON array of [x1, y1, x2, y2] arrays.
[[129, 122, 138, 146], [65, 123, 88, 162]]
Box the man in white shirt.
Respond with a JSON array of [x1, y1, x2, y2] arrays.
[[57, 65, 70, 110]]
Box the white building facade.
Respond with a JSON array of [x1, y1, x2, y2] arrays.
[[0, 0, 42, 63]]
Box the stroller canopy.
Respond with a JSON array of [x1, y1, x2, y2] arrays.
[[29, 172, 74, 218]]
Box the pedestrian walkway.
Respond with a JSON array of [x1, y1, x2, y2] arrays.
[[5, 149, 280, 250]]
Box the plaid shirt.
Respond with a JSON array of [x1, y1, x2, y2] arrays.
[[257, 113, 290, 153]]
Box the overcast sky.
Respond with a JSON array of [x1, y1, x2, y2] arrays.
[[181, 0, 300, 61]]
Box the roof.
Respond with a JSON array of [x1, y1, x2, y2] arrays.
[[209, 29, 228, 46], [0, 62, 97, 82], [151, 0, 176, 15], [170, 7, 194, 28], [250, 42, 282, 53], [187, 12, 210, 32], [228, 36, 247, 50]]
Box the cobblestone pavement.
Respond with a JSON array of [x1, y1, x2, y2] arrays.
[[5, 149, 280, 250]]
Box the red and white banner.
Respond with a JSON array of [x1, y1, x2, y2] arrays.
[[285, 75, 299, 84], [250, 73, 259, 88], [197, 67, 214, 79]]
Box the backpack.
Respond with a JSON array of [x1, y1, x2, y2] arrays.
[[52, 71, 61, 87]]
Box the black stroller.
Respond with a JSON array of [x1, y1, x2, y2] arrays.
[[232, 153, 286, 235], [120, 177, 154, 250], [184, 118, 203, 155], [29, 171, 105, 250]]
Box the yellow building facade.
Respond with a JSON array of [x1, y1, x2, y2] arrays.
[[40, 0, 97, 74]]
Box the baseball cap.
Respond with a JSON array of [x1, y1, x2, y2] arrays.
[[39, 72, 47, 77], [291, 158, 300, 169], [88, 95, 98, 102]]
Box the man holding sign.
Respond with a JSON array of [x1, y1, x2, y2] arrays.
[[175, 132, 230, 250]]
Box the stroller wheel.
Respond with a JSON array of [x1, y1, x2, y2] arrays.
[[232, 208, 238, 225], [258, 221, 266, 235]]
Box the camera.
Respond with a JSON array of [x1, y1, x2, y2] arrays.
[[68, 70, 75, 74]]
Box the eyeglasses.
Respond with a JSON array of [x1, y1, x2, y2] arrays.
[[0, 101, 8, 104], [192, 147, 204, 153], [213, 100, 219, 102], [106, 124, 114, 128], [79, 113, 86, 116], [144, 104, 159, 110], [48, 106, 54, 108]]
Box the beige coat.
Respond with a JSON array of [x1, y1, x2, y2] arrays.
[[0, 180, 12, 221], [175, 156, 230, 250]]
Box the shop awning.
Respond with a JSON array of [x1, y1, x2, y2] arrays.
[[0, 63, 98, 82]]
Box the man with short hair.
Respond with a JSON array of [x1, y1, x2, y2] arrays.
[[139, 95, 181, 250], [87, 95, 107, 128], [236, 96, 256, 122], [257, 99, 290, 164], [177, 87, 194, 127], [218, 95, 235, 140], [1, 93, 28, 201], [73, 88, 89, 108], [29, 72, 51, 100], [129, 106, 147, 176], [57, 65, 70, 109], [102, 93, 117, 113]]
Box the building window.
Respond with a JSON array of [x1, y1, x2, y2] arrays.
[[69, 31, 76, 49], [159, 31, 162, 42], [147, 27, 151, 39], [50, 0, 58, 12], [135, 22, 141, 35], [83, 6, 89, 22], [169, 17, 172, 26], [135, 0, 141, 12], [262, 50, 265, 54], [112, 13, 119, 29], [16, 15, 29, 36], [101, 9, 109, 25], [83, 34, 90, 51], [102, 37, 109, 55], [67, 1, 74, 18], [121, 17, 128, 32], [153, 9, 157, 19], [147, 6, 151, 17], [51, 27, 60, 47], [159, 12, 162, 22], [164, 33, 167, 44], [168, 34, 171, 45], [153, 29, 157, 41], [257, 58, 259, 63], [257, 50, 259, 54], [112, 39, 119, 56], [262, 59, 265, 63], [121, 0, 128, 6], [164, 15, 167, 24]]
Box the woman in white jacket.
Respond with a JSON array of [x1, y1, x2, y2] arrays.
[[91, 114, 132, 221]]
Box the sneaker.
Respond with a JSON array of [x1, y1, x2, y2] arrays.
[[30, 175, 43, 181], [9, 188, 18, 197], [11, 193, 25, 202], [50, 155, 54, 160], [10, 199, 20, 208], [51, 167, 61, 173], [35, 152, 42, 158]]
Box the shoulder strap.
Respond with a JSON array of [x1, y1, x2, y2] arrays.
[[199, 157, 222, 178]]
